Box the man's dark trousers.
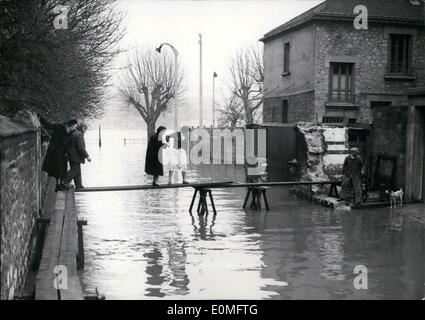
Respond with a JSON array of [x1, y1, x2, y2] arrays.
[[64, 162, 82, 188], [340, 175, 362, 204]]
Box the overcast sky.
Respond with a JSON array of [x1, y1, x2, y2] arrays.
[[106, 0, 321, 128]]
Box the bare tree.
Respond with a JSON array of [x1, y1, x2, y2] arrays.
[[118, 49, 183, 138], [217, 94, 244, 128], [229, 43, 266, 125], [0, 0, 124, 121]]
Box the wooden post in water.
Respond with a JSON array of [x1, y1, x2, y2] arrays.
[[77, 219, 87, 270], [98, 125, 102, 147]]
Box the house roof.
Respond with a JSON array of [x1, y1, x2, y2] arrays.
[[261, 0, 425, 42]]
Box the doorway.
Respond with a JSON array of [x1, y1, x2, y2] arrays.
[[281, 100, 288, 123]]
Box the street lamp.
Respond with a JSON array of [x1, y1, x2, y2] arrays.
[[212, 72, 218, 127], [156, 42, 179, 130]]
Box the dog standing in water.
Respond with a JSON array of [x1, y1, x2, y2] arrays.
[[386, 188, 404, 208]]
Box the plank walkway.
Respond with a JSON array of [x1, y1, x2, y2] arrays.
[[35, 189, 84, 300], [76, 181, 234, 192], [76, 180, 341, 193]]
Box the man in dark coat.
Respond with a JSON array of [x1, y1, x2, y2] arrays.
[[39, 117, 78, 191], [62, 123, 91, 190], [145, 126, 166, 186], [339, 147, 364, 205]]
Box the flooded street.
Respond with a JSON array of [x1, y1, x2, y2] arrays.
[[75, 130, 425, 300]]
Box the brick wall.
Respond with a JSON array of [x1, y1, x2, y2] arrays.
[[0, 115, 47, 300], [288, 91, 315, 123], [263, 97, 281, 123], [263, 91, 315, 123]]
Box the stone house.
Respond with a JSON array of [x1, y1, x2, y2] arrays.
[[260, 0, 425, 201], [261, 0, 425, 125]]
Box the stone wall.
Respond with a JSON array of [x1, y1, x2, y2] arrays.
[[314, 22, 425, 124], [294, 123, 348, 194], [0, 113, 45, 300], [293, 113, 409, 195]]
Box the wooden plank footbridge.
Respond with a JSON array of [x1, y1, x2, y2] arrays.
[[76, 180, 341, 215]]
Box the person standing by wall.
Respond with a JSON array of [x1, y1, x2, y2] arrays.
[[339, 147, 364, 205], [39, 117, 78, 192], [62, 122, 91, 190]]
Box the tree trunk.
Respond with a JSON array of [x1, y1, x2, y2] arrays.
[[245, 109, 253, 124], [243, 92, 254, 125], [147, 120, 156, 139]]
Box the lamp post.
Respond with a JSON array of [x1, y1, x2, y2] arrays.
[[212, 72, 217, 127], [156, 42, 179, 130]]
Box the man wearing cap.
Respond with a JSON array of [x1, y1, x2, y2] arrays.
[[62, 121, 91, 190], [339, 147, 364, 205]]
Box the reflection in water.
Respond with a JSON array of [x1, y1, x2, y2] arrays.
[[389, 209, 404, 232], [75, 130, 425, 299], [144, 246, 166, 297], [190, 214, 216, 240], [167, 240, 190, 295]]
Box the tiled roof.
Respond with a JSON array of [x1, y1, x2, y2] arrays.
[[261, 0, 425, 41]]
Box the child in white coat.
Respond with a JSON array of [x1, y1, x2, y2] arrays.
[[163, 132, 189, 185]]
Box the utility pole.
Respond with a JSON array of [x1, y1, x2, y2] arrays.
[[98, 125, 102, 147], [199, 33, 203, 127], [212, 72, 217, 127]]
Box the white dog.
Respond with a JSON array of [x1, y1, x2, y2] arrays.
[[386, 189, 404, 208]]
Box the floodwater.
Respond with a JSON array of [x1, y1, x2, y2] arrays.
[[75, 129, 425, 300]]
